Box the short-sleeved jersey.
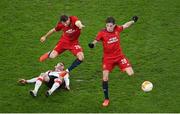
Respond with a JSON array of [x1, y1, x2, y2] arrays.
[[96, 25, 124, 59], [55, 16, 81, 44]]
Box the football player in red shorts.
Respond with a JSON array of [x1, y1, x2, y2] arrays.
[[39, 15, 85, 73], [88, 16, 138, 106]]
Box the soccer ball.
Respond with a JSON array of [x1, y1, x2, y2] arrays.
[[141, 81, 153, 92]]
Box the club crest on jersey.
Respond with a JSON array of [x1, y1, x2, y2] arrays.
[[66, 29, 75, 34], [107, 37, 118, 44]]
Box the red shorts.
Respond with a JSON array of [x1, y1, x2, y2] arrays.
[[53, 41, 83, 56], [102, 55, 131, 72]]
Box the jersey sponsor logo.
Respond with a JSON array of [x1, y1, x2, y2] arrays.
[[107, 37, 118, 44], [65, 29, 76, 34]]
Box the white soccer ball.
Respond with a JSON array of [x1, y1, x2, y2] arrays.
[[141, 81, 153, 92]]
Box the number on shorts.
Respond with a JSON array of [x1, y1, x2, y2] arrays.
[[74, 45, 81, 49], [121, 58, 127, 64]]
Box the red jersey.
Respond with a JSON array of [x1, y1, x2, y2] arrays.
[[55, 16, 81, 44], [96, 25, 124, 59]]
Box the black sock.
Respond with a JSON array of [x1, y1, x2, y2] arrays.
[[102, 81, 109, 99], [68, 59, 82, 72], [48, 51, 52, 58]]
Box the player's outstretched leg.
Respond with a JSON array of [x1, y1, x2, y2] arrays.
[[45, 78, 61, 97], [66, 50, 84, 72], [67, 59, 83, 72], [102, 70, 110, 107], [39, 50, 58, 62], [39, 51, 50, 62], [30, 76, 43, 97], [102, 81, 110, 107]]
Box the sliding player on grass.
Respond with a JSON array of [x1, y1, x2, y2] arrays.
[[18, 62, 70, 97], [88, 16, 138, 106], [39, 15, 85, 73]]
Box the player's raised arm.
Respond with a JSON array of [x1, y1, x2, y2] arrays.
[[75, 20, 85, 29], [122, 16, 138, 29], [40, 28, 56, 43], [88, 40, 98, 48]]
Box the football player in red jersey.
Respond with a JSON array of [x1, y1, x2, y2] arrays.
[[39, 15, 85, 73], [88, 16, 138, 106]]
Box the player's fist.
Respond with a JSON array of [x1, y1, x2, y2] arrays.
[[88, 43, 94, 48], [132, 16, 138, 22], [79, 24, 85, 29], [40, 36, 46, 42]]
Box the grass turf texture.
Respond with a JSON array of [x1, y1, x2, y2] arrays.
[[0, 0, 179, 113]]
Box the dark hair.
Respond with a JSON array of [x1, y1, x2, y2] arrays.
[[60, 15, 69, 22], [106, 16, 115, 24]]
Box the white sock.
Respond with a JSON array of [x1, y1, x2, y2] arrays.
[[33, 80, 42, 94], [27, 77, 38, 83], [48, 82, 60, 95]]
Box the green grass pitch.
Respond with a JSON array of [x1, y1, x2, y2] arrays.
[[0, 0, 179, 113]]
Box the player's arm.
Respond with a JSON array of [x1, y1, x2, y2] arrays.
[[88, 31, 102, 48], [75, 20, 85, 29], [122, 16, 138, 29], [64, 74, 70, 90], [40, 28, 57, 43], [88, 40, 98, 48]]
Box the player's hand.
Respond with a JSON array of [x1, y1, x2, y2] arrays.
[[40, 36, 46, 43], [79, 25, 85, 29], [88, 43, 94, 48], [132, 16, 138, 22], [18, 79, 27, 85]]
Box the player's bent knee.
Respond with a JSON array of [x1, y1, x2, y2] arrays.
[[49, 54, 56, 59], [102, 70, 109, 81], [78, 56, 84, 61], [126, 67, 134, 76], [43, 76, 50, 82], [37, 76, 44, 81], [128, 72, 134, 76], [54, 78, 62, 84], [49, 51, 58, 59], [77, 52, 84, 61], [103, 78, 108, 81], [103, 76, 109, 81]]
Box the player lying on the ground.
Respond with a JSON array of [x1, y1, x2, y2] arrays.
[[39, 14, 85, 73], [18, 62, 70, 97], [88, 16, 138, 106]]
